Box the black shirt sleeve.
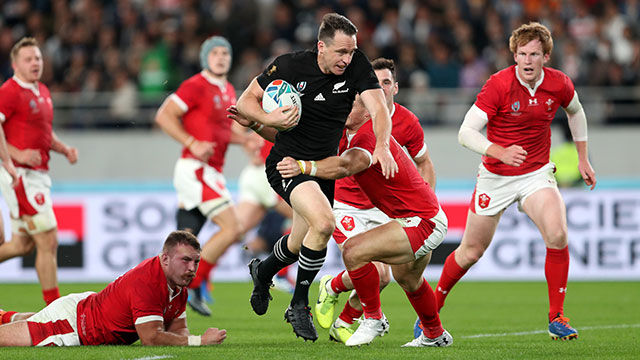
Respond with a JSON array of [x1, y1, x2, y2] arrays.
[[257, 54, 292, 90], [351, 50, 380, 94]]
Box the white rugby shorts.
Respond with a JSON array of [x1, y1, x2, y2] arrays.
[[471, 162, 558, 216], [332, 200, 390, 245], [0, 167, 57, 234], [238, 163, 278, 209], [173, 158, 233, 218], [27, 291, 95, 346]]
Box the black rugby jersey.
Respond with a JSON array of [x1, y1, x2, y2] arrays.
[[257, 48, 379, 160]]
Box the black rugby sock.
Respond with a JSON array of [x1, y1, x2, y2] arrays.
[[291, 245, 327, 306], [257, 235, 298, 283]]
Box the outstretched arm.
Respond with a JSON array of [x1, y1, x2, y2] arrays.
[[135, 319, 226, 346], [359, 88, 397, 178], [277, 148, 371, 180]]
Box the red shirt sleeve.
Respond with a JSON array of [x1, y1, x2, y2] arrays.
[[560, 73, 576, 108], [402, 115, 425, 158], [174, 78, 202, 111], [0, 83, 17, 121], [474, 74, 503, 118], [130, 283, 165, 323]]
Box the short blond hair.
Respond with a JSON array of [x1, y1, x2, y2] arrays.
[[10, 37, 39, 63], [509, 22, 553, 56]]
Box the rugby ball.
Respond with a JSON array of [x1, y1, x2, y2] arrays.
[[262, 79, 302, 131]]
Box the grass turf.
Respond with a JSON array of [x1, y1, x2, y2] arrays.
[[1, 281, 639, 359]]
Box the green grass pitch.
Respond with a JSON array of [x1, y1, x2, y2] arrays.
[[1, 281, 639, 359]]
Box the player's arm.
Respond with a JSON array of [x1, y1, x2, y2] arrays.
[[0, 126, 17, 187], [236, 77, 299, 131], [165, 315, 190, 337], [277, 149, 371, 180], [51, 132, 78, 165], [227, 104, 277, 143], [359, 88, 397, 178], [155, 96, 215, 163], [458, 104, 527, 167], [135, 319, 226, 346], [413, 149, 436, 189], [563, 91, 596, 189]]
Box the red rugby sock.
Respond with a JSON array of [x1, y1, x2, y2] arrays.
[[546, 246, 569, 321], [405, 279, 443, 338], [435, 251, 467, 312], [347, 263, 381, 319]]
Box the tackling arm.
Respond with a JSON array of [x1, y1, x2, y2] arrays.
[[276, 149, 371, 180], [360, 89, 397, 178]]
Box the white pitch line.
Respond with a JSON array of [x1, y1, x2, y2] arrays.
[[461, 323, 640, 339], [126, 355, 175, 360]]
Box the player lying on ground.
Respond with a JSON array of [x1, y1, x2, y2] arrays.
[[0, 231, 226, 346], [276, 95, 451, 347]]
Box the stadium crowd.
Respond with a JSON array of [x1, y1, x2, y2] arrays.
[[0, 0, 639, 125]]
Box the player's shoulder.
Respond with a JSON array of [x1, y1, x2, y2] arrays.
[[542, 67, 573, 88], [181, 73, 207, 88], [488, 65, 516, 86], [392, 103, 419, 123], [0, 78, 18, 92]]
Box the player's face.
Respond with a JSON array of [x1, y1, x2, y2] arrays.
[[374, 68, 398, 109], [317, 31, 357, 75], [513, 39, 550, 87], [163, 243, 201, 288], [12, 46, 43, 83], [207, 46, 231, 77], [346, 95, 369, 129]]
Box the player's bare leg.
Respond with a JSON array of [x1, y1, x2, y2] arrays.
[[435, 210, 501, 311], [522, 187, 577, 340], [0, 233, 34, 262], [188, 206, 242, 316], [235, 201, 267, 235], [0, 321, 32, 346], [31, 228, 60, 304]]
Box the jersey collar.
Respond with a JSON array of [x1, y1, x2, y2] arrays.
[[12, 75, 40, 96], [389, 103, 396, 117], [200, 70, 227, 90], [514, 66, 544, 97], [167, 283, 183, 302]]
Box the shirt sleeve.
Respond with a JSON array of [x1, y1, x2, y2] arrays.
[[352, 51, 381, 94], [402, 114, 426, 159], [0, 85, 17, 122], [257, 54, 289, 89], [559, 73, 576, 108], [173, 79, 201, 112], [130, 283, 165, 325], [474, 74, 503, 118]]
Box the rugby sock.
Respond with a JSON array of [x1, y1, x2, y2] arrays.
[[405, 279, 443, 339], [330, 270, 349, 294], [545, 246, 570, 322], [1, 311, 17, 324], [348, 262, 382, 319], [42, 287, 60, 305], [435, 251, 468, 312], [291, 245, 326, 306], [338, 297, 363, 324], [189, 258, 215, 289], [257, 235, 298, 283]]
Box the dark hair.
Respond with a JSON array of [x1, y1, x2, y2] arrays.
[[10, 37, 39, 63], [162, 230, 201, 254], [371, 58, 396, 81], [318, 13, 357, 44], [509, 22, 553, 56]]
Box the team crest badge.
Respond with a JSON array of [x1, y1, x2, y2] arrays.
[[34, 192, 45, 206], [340, 216, 355, 231], [296, 81, 306, 92], [478, 193, 491, 209], [511, 101, 520, 112]]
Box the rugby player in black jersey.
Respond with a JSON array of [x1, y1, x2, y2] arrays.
[[230, 13, 397, 341]]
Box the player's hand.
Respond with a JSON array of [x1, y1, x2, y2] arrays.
[[16, 148, 42, 167], [578, 158, 597, 190], [202, 327, 227, 345], [226, 105, 254, 127], [189, 140, 216, 163], [2, 160, 19, 188], [372, 144, 397, 179], [266, 105, 299, 131], [65, 146, 79, 164], [499, 145, 527, 167], [276, 156, 301, 178]]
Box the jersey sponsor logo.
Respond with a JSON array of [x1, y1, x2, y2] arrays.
[[296, 81, 307, 92], [478, 193, 491, 209], [34, 192, 45, 206], [314, 93, 325, 101], [266, 65, 277, 76], [528, 98, 538, 106], [340, 216, 355, 231], [332, 80, 348, 94]]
